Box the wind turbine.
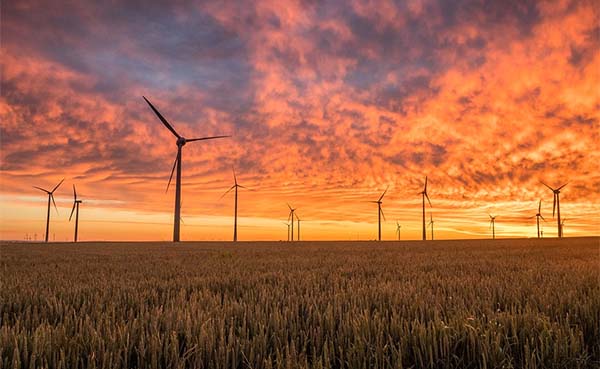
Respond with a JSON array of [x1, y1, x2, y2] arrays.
[[395, 221, 401, 241], [560, 218, 567, 237], [287, 204, 296, 241], [33, 179, 64, 243], [489, 214, 497, 239], [220, 168, 249, 242], [143, 96, 229, 242], [420, 177, 432, 240], [529, 200, 546, 238], [296, 214, 301, 241], [369, 186, 388, 241], [428, 214, 434, 240], [284, 222, 291, 241], [540, 181, 567, 238], [69, 185, 83, 242]]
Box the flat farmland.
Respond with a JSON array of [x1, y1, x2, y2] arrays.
[[1, 238, 599, 369]]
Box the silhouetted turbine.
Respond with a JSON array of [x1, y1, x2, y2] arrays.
[[143, 96, 229, 242], [296, 214, 301, 241], [220, 168, 249, 242], [489, 214, 497, 239], [560, 218, 567, 237], [428, 213, 434, 240], [529, 200, 546, 238], [287, 204, 296, 241], [284, 222, 290, 241], [69, 184, 83, 242], [369, 186, 388, 241], [33, 179, 64, 243], [541, 181, 568, 238], [396, 221, 401, 241], [420, 177, 432, 240]]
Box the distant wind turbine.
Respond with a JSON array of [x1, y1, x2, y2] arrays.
[[220, 168, 249, 242], [420, 177, 432, 240], [428, 214, 434, 240], [296, 214, 301, 241], [489, 214, 497, 239], [540, 181, 568, 238], [143, 96, 229, 242], [69, 185, 83, 242], [33, 179, 64, 243], [287, 204, 297, 241], [396, 221, 401, 241], [529, 200, 546, 238], [369, 186, 388, 241], [284, 222, 291, 242], [560, 218, 567, 237]]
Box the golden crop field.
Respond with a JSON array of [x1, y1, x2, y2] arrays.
[[1, 238, 599, 369]]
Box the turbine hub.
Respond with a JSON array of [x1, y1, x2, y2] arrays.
[[177, 137, 187, 146]]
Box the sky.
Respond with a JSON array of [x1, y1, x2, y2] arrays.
[[1, 0, 598, 241]]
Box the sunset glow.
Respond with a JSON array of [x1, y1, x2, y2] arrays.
[[1, 0, 598, 241]]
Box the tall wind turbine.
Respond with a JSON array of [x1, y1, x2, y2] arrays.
[[143, 96, 229, 242], [541, 181, 568, 238], [69, 185, 83, 242], [33, 179, 64, 243], [220, 168, 249, 242], [396, 221, 401, 241], [489, 214, 497, 239], [420, 177, 432, 240], [529, 200, 546, 238], [428, 214, 434, 240], [369, 186, 388, 241], [540, 181, 569, 237], [287, 204, 296, 241]]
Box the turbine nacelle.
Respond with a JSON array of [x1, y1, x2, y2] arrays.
[[177, 137, 187, 146]]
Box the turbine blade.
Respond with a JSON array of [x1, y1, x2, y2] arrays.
[[380, 207, 386, 221], [33, 186, 50, 194], [69, 202, 76, 221], [186, 135, 230, 142], [219, 185, 236, 200], [51, 194, 58, 214], [378, 185, 389, 202], [540, 215, 546, 222], [540, 181, 554, 191], [425, 193, 432, 207], [538, 200, 541, 213], [73, 184, 77, 201], [143, 96, 180, 138], [552, 194, 556, 218], [557, 182, 569, 190], [233, 167, 237, 185], [166, 155, 178, 193], [51, 178, 64, 193]]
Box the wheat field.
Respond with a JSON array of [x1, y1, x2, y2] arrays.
[[1, 238, 598, 368]]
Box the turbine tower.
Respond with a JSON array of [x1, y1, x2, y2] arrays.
[[529, 200, 546, 238], [541, 181, 568, 238], [489, 214, 496, 239], [143, 96, 229, 242], [420, 177, 432, 240], [287, 204, 296, 241], [220, 168, 249, 242], [69, 185, 83, 242], [396, 221, 401, 241], [369, 186, 388, 241], [33, 179, 64, 243], [296, 214, 301, 241], [428, 214, 434, 240]]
